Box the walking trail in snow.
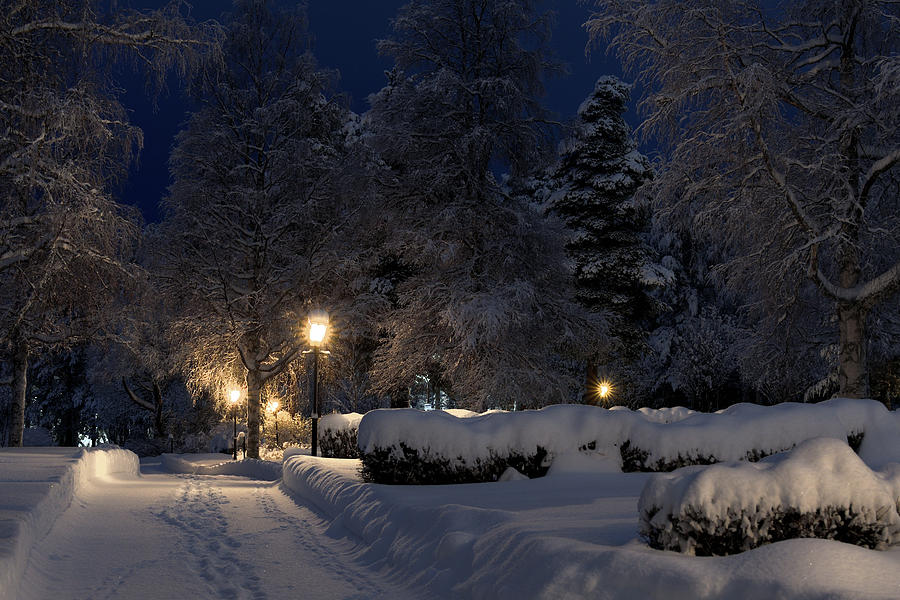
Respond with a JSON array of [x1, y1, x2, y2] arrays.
[[17, 458, 427, 600]]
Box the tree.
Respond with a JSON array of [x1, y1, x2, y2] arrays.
[[0, 0, 210, 446], [159, 0, 365, 458], [366, 0, 604, 408], [546, 76, 658, 402], [587, 0, 900, 397]]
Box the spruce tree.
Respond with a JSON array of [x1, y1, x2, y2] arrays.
[[548, 76, 657, 401]]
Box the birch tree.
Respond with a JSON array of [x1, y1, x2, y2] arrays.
[[159, 0, 366, 458], [0, 0, 210, 446], [587, 0, 900, 397]]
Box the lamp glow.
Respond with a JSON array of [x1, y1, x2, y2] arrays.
[[598, 381, 612, 400], [266, 400, 279, 413], [308, 311, 329, 346], [229, 389, 240, 404]]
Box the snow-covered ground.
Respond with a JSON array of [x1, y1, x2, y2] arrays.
[[4, 400, 900, 599], [2, 449, 426, 600]]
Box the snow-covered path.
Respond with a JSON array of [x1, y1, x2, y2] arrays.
[[18, 460, 427, 600]]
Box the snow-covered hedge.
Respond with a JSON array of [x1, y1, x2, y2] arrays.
[[638, 438, 900, 556], [318, 412, 363, 459], [357, 399, 895, 484], [617, 400, 880, 472]]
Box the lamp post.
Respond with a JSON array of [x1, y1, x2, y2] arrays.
[[267, 400, 280, 447], [229, 389, 240, 460], [307, 310, 328, 458]]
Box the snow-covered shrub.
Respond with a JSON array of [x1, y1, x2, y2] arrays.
[[617, 399, 879, 472], [638, 438, 900, 555], [361, 442, 549, 485], [318, 413, 362, 459], [357, 408, 592, 484]]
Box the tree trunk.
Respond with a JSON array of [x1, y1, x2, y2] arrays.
[[582, 361, 599, 404], [837, 301, 869, 398], [246, 369, 262, 459], [9, 340, 28, 447]]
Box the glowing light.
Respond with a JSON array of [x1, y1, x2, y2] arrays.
[[266, 400, 279, 413], [229, 389, 241, 404], [308, 310, 329, 346], [598, 381, 612, 400]]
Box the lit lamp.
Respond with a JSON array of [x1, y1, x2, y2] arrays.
[[266, 400, 280, 447], [308, 310, 329, 458], [597, 380, 613, 404], [229, 389, 241, 460]]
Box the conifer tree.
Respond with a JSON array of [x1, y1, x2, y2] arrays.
[[548, 77, 657, 401]]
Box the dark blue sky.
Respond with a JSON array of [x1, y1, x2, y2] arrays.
[[120, 0, 625, 223]]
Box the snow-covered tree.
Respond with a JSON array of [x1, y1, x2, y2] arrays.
[[159, 0, 368, 458], [365, 0, 605, 408], [587, 0, 900, 398], [545, 76, 659, 402], [0, 0, 211, 446]]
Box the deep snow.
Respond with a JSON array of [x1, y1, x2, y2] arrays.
[[4, 399, 900, 599]]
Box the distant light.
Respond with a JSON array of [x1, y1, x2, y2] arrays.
[[267, 400, 279, 413], [598, 381, 612, 400], [229, 389, 241, 404], [308, 310, 329, 346]]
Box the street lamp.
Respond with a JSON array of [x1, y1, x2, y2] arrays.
[[266, 400, 280, 448], [307, 310, 329, 458], [229, 389, 241, 460]]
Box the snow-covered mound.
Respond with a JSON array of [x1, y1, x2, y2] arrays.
[[639, 437, 900, 555], [0, 447, 139, 600], [159, 453, 281, 480]]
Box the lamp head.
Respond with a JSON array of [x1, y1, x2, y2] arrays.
[[229, 389, 240, 404], [308, 310, 329, 346]]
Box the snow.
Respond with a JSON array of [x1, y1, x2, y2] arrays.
[[282, 446, 900, 599], [640, 437, 900, 553], [319, 411, 363, 433], [357, 398, 897, 471], [160, 452, 281, 480], [0, 447, 138, 600], [5, 399, 900, 599]]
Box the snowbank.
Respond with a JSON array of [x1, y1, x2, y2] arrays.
[[0, 446, 139, 600], [639, 437, 900, 555], [159, 453, 281, 481], [282, 451, 900, 599]]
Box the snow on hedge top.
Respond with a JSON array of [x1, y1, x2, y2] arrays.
[[357, 399, 895, 467], [636, 406, 695, 424], [319, 412, 363, 433], [639, 437, 900, 530]]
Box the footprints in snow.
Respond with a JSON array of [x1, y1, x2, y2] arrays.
[[154, 478, 264, 600]]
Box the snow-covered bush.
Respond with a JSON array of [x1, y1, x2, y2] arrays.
[[357, 409, 570, 484], [638, 438, 900, 556], [617, 399, 877, 472], [318, 413, 362, 459], [361, 442, 549, 485]]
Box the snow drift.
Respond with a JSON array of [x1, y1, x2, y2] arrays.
[[0, 447, 139, 600]]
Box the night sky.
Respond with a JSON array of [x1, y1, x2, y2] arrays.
[[120, 0, 625, 223]]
